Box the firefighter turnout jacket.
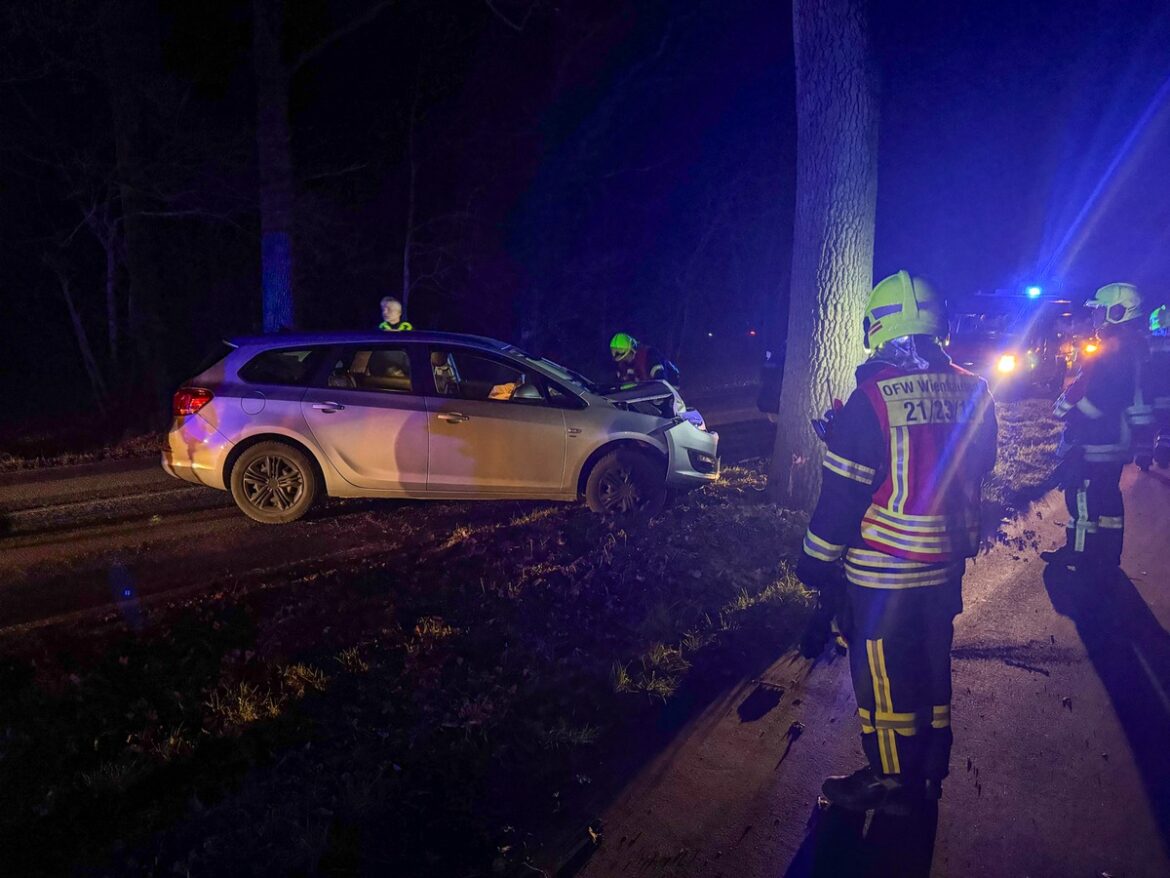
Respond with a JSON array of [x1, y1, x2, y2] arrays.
[[1054, 322, 1148, 463], [617, 345, 675, 385], [802, 350, 998, 589], [800, 343, 996, 782]]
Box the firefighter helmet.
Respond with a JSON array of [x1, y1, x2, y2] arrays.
[[1086, 283, 1142, 325], [610, 332, 637, 361], [863, 271, 947, 350], [1150, 304, 1168, 335]]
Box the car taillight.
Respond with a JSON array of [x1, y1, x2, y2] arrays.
[[173, 387, 214, 416]]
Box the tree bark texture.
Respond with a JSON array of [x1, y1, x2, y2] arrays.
[[100, 0, 166, 401], [769, 0, 879, 508], [253, 0, 296, 332], [402, 89, 419, 313]]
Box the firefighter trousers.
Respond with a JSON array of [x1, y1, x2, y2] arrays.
[[1060, 460, 1125, 567], [846, 577, 962, 782]]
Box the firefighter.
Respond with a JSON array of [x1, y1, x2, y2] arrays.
[[609, 332, 678, 385], [1149, 306, 1170, 468], [1042, 283, 1148, 571], [378, 297, 413, 332], [796, 270, 997, 814]]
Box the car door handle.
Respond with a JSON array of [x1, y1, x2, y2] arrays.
[[437, 411, 469, 423], [312, 402, 346, 412]]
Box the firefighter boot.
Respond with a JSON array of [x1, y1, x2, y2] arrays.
[[821, 766, 921, 816]]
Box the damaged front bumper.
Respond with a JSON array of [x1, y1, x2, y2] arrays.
[[659, 417, 720, 488]]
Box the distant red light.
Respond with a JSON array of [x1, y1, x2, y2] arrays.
[[748, 329, 757, 336], [173, 387, 214, 416]]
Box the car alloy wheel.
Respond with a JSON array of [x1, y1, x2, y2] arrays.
[[585, 448, 666, 518], [241, 454, 305, 512], [229, 441, 319, 524]]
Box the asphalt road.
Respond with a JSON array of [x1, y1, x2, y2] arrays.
[[0, 387, 768, 634], [574, 466, 1170, 878]]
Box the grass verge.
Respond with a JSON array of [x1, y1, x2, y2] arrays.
[[0, 463, 811, 876]]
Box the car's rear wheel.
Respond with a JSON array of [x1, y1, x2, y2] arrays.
[[585, 448, 666, 518], [230, 442, 319, 524]]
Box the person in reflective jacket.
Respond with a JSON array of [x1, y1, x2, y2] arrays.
[[1148, 305, 1170, 468], [378, 297, 413, 332], [1042, 283, 1148, 571], [610, 332, 678, 386], [796, 270, 998, 815]]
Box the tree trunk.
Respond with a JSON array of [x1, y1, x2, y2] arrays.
[[49, 264, 109, 414], [401, 95, 418, 313], [769, 0, 879, 508], [100, 1, 167, 409], [253, 0, 296, 332]]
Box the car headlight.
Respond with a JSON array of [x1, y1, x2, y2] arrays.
[[996, 354, 1018, 374]]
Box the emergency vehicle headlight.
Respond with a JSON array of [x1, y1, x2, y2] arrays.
[[996, 354, 1018, 374]]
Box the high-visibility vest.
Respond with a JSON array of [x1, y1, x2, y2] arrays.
[[852, 363, 992, 562], [379, 320, 413, 332]]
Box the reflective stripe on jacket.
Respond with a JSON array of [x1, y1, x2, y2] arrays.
[[801, 349, 998, 586]]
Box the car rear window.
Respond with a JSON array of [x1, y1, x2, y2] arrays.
[[238, 348, 321, 386]]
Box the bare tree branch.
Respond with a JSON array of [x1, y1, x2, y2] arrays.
[[484, 0, 540, 32], [292, 1, 395, 72]]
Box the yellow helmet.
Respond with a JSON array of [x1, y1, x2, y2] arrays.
[[1086, 283, 1142, 325], [863, 270, 947, 350]]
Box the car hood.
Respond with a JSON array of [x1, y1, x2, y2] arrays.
[[602, 380, 679, 405], [601, 380, 688, 421]]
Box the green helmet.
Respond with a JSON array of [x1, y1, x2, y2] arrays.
[[1149, 305, 1168, 335], [863, 270, 947, 350], [1086, 283, 1142, 325], [610, 332, 637, 361]]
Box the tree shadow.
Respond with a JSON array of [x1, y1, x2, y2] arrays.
[[1043, 563, 1170, 856], [782, 801, 939, 878]]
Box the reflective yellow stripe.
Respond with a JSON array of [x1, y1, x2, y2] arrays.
[[932, 705, 951, 729], [858, 707, 875, 734], [803, 530, 845, 562], [890, 427, 910, 514], [823, 451, 877, 484], [876, 641, 900, 773], [865, 506, 952, 533], [861, 523, 958, 554], [846, 565, 957, 589], [1074, 482, 1091, 552], [867, 640, 900, 774], [866, 642, 892, 773], [1076, 397, 1105, 419], [846, 547, 937, 569]]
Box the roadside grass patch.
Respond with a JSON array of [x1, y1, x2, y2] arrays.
[[0, 462, 811, 876], [984, 398, 1063, 516]]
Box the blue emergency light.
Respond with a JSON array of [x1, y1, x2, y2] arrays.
[[1026, 286, 1043, 299]]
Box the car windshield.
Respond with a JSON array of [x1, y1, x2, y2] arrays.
[[509, 349, 599, 394]]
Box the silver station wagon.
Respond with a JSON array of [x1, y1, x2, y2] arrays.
[[163, 331, 719, 523]]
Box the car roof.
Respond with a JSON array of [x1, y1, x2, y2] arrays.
[[226, 330, 512, 352]]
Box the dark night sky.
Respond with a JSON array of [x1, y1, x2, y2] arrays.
[[875, 0, 1170, 299], [1, 0, 1168, 431]]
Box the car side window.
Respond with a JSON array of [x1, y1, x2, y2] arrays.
[[430, 349, 545, 404], [327, 347, 414, 393], [239, 348, 321, 385]]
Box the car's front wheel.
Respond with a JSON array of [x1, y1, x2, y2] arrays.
[[584, 448, 666, 518], [230, 441, 319, 524]]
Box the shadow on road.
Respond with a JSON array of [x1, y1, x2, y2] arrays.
[[782, 802, 939, 878], [1043, 563, 1170, 857]]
